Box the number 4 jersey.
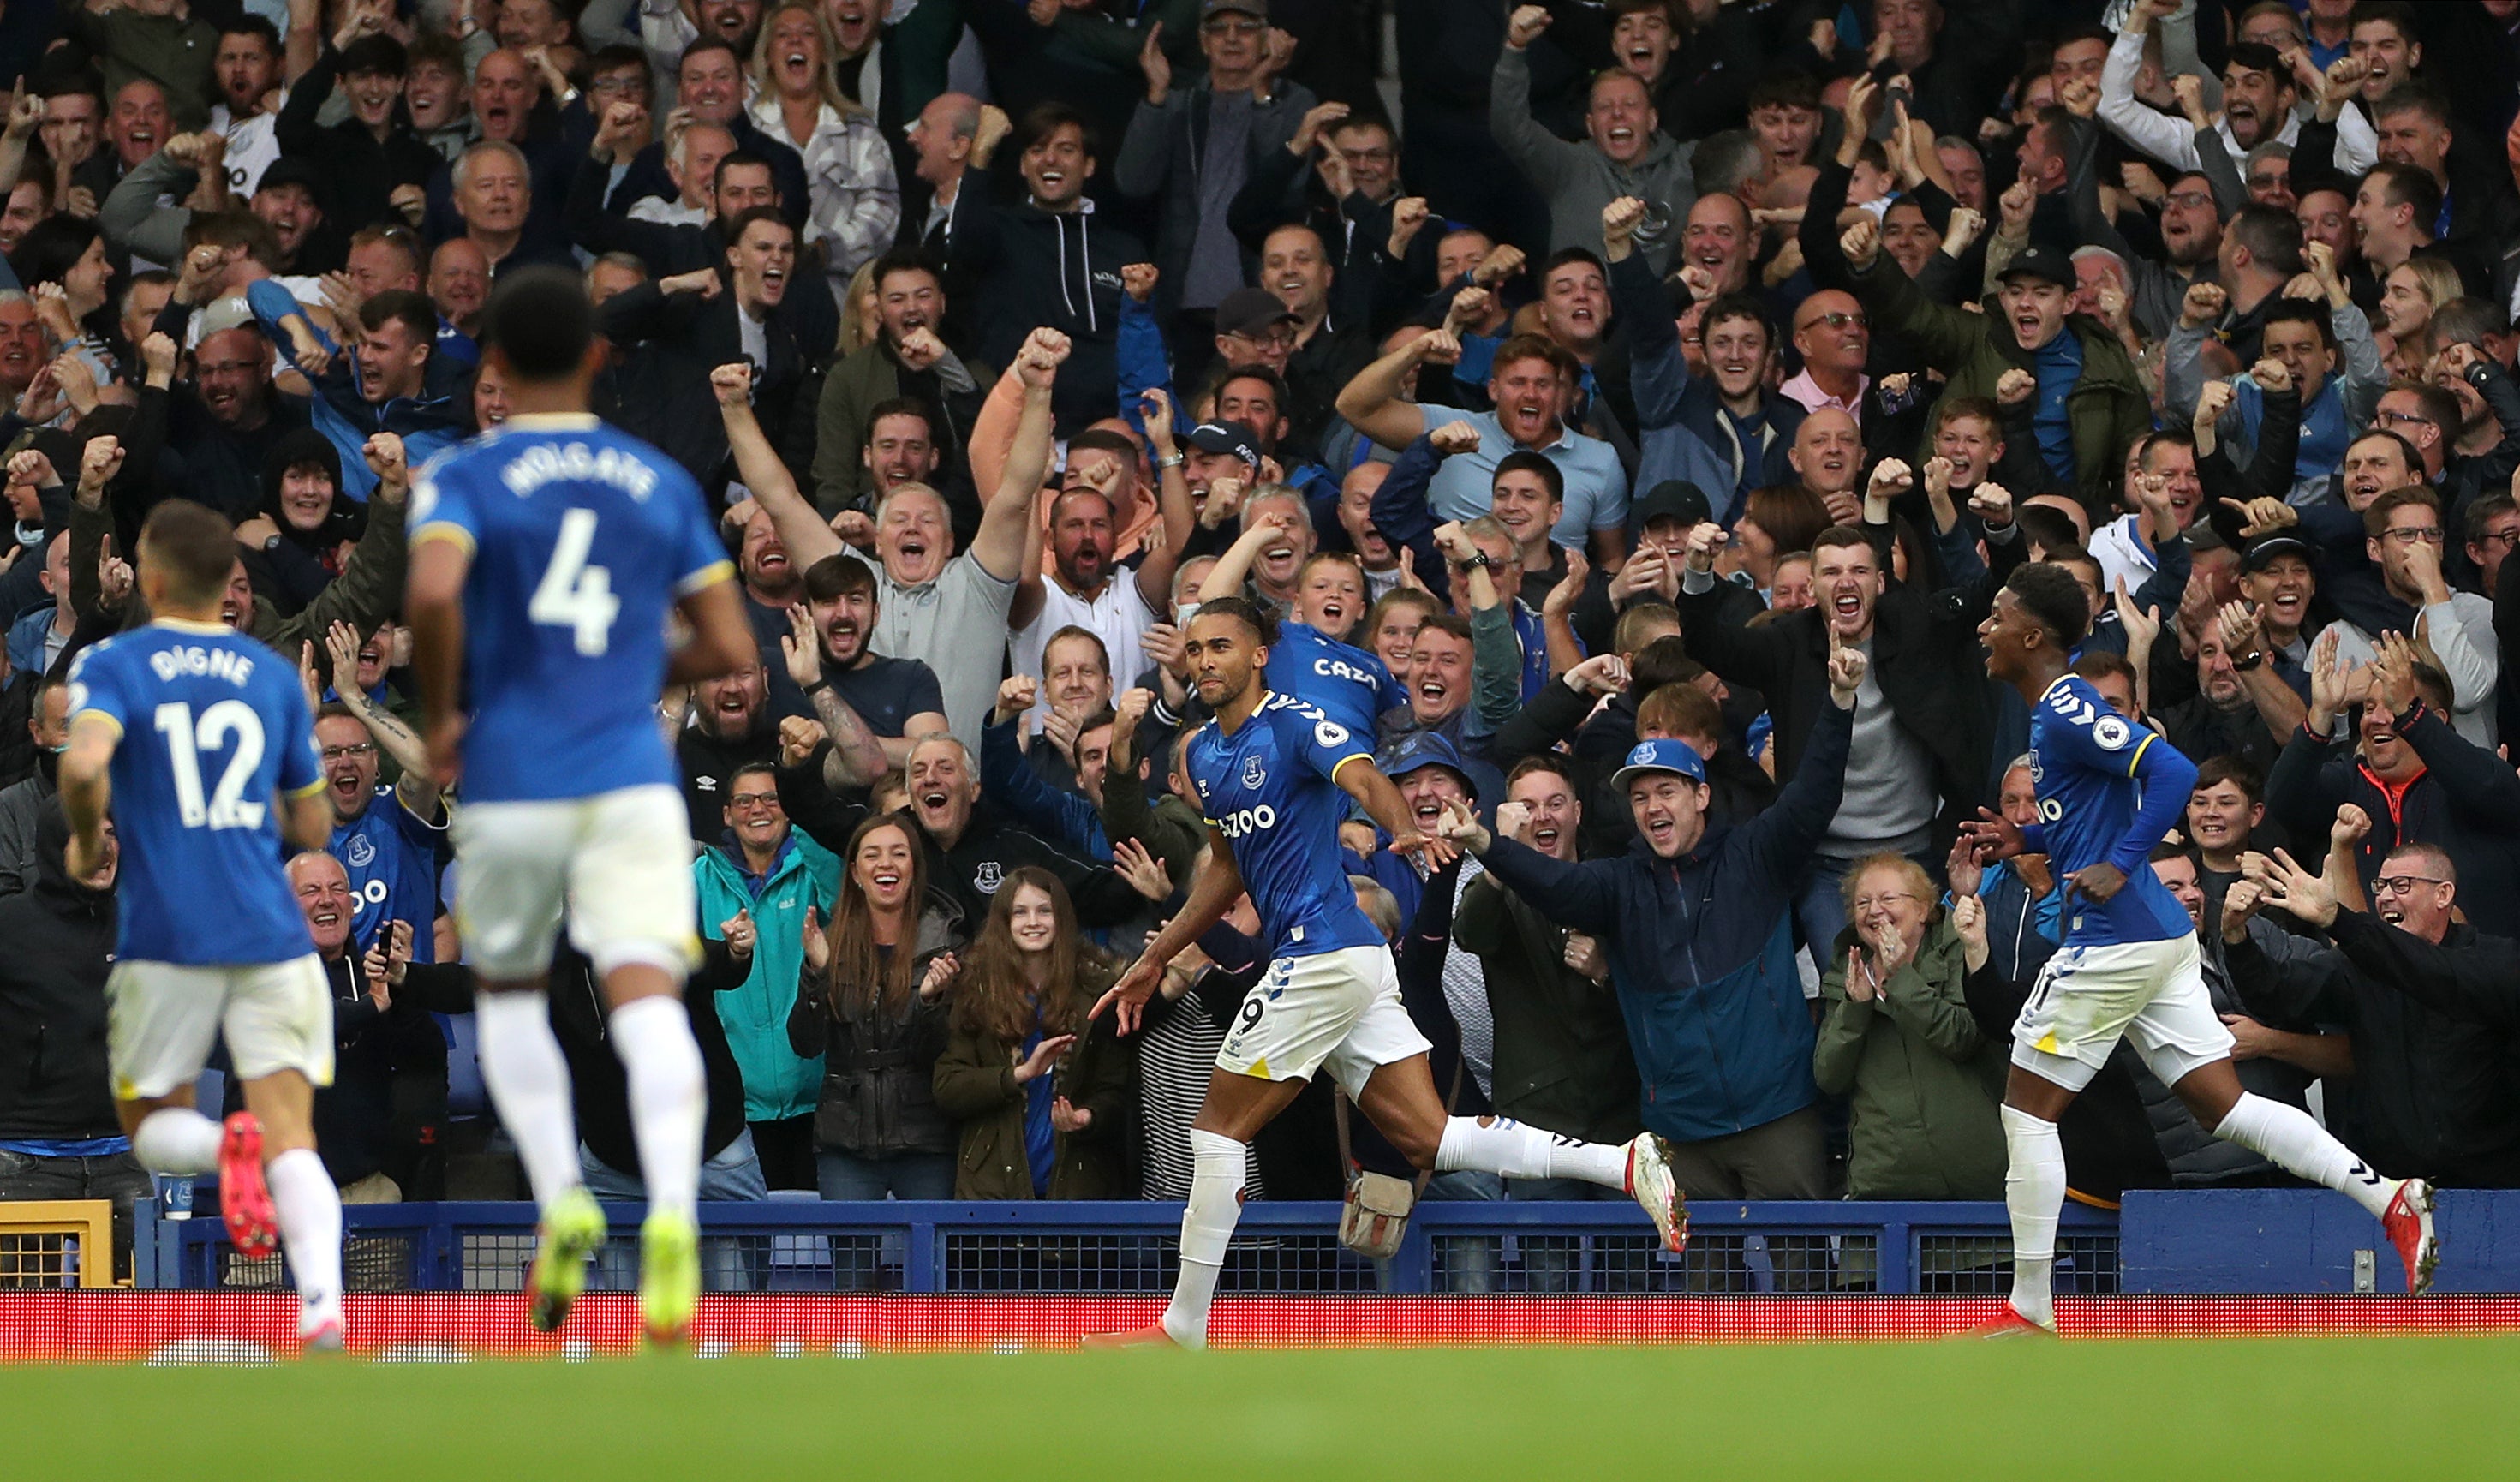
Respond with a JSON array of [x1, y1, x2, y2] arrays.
[[67, 618, 325, 965], [409, 415, 732, 804]]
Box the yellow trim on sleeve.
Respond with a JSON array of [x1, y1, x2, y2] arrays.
[[1329, 751, 1374, 784], [674, 559, 737, 596], [69, 709, 122, 740], [409, 523, 476, 556], [2123, 732, 2155, 778], [285, 777, 330, 800]]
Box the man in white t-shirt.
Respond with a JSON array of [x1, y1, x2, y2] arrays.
[[1009, 398, 1193, 707], [210, 18, 286, 199]]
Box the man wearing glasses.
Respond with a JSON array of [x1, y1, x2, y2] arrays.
[[311, 636, 448, 963], [2230, 838, 2520, 1188], [2332, 487, 2500, 746]]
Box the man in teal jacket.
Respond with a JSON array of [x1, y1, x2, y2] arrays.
[[693, 760, 839, 1191]]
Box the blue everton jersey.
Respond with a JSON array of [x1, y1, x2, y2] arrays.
[[1185, 690, 1385, 962], [409, 415, 733, 803], [2028, 675, 2194, 947], [1264, 621, 1406, 738], [67, 620, 324, 965], [331, 787, 445, 960]]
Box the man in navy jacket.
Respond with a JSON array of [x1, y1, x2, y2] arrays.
[[1436, 636, 1863, 1199]]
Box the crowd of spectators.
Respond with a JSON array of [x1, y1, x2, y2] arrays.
[[4, 0, 2520, 1260]]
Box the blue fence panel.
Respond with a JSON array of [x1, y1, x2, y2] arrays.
[[2119, 1189, 2520, 1294], [132, 1199, 2117, 1297]]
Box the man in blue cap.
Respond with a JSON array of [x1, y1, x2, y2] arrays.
[[1436, 633, 1867, 1200]]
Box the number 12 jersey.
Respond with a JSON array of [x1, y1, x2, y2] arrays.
[[67, 619, 325, 965], [409, 414, 732, 804]]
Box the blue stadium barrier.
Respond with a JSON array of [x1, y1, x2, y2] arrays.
[[2119, 1189, 2520, 1294], [133, 1199, 2119, 1297]]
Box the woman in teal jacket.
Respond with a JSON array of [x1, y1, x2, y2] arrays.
[[694, 761, 841, 1191]]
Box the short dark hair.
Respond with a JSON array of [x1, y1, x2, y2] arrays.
[[713, 149, 775, 192], [1493, 451, 1563, 506], [1215, 362, 1289, 410], [722, 205, 793, 252], [218, 15, 282, 51], [2350, 1, 2419, 41], [1416, 612, 1474, 648], [1630, 634, 1698, 696], [1044, 624, 1112, 673], [869, 249, 941, 295], [2016, 502, 2080, 555], [1811, 523, 1876, 559], [678, 37, 741, 74], [2259, 296, 2339, 355], [726, 759, 779, 792], [139, 499, 238, 607], [9, 216, 100, 293], [802, 552, 877, 603], [1699, 290, 1773, 344], [1193, 593, 1276, 648], [1747, 70, 1819, 114], [2228, 205, 2304, 277], [2363, 484, 2442, 536], [481, 266, 594, 380], [2349, 426, 2426, 474], [2071, 650, 2137, 692], [1018, 101, 1097, 158], [2366, 162, 2442, 236], [2384, 377, 2462, 439], [1538, 247, 1607, 285], [361, 288, 437, 350], [863, 397, 936, 439], [2005, 561, 2090, 650], [2463, 493, 2518, 547], [2193, 753, 2263, 803], [1504, 753, 1579, 791]]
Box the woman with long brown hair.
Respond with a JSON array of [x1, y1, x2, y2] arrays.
[[786, 812, 965, 1199], [931, 869, 1136, 1198]]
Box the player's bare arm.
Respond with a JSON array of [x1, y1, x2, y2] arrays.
[[1095, 826, 1245, 1035], [403, 535, 474, 788], [667, 571, 754, 685], [711, 362, 842, 568], [1338, 757, 1456, 870]]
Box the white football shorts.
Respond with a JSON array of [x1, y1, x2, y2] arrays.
[[2010, 934, 2235, 1092], [107, 954, 334, 1101], [1215, 944, 1432, 1098], [452, 783, 701, 981]]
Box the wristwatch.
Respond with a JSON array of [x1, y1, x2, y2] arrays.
[[802, 678, 831, 696], [1462, 553, 1495, 571], [2232, 650, 2264, 672], [1157, 452, 1185, 470]]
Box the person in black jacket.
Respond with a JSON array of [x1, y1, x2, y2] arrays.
[[599, 207, 813, 493], [272, 33, 444, 241], [1676, 480, 2023, 957], [2242, 843, 2520, 1188], [0, 804, 151, 1275], [945, 103, 1147, 434], [559, 939, 766, 1204]]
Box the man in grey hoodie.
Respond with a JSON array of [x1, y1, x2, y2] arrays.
[[1490, 5, 1697, 276]]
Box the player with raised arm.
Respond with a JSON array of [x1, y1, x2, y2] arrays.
[[1964, 565, 2439, 1335], [57, 468, 344, 1351], [403, 266, 757, 1347], [1083, 596, 1685, 1349]]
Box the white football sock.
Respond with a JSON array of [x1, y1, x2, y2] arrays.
[[1436, 1115, 1628, 1187], [265, 1148, 343, 1333], [1161, 1129, 1246, 1348], [2001, 1105, 2064, 1327], [474, 990, 582, 1210], [132, 1107, 221, 1174], [2213, 1092, 2393, 1218], [608, 995, 706, 1219]]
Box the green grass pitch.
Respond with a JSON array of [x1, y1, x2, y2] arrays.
[[12, 1336, 2517, 1479]]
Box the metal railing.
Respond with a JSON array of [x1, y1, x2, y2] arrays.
[[135, 1199, 2117, 1298]]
